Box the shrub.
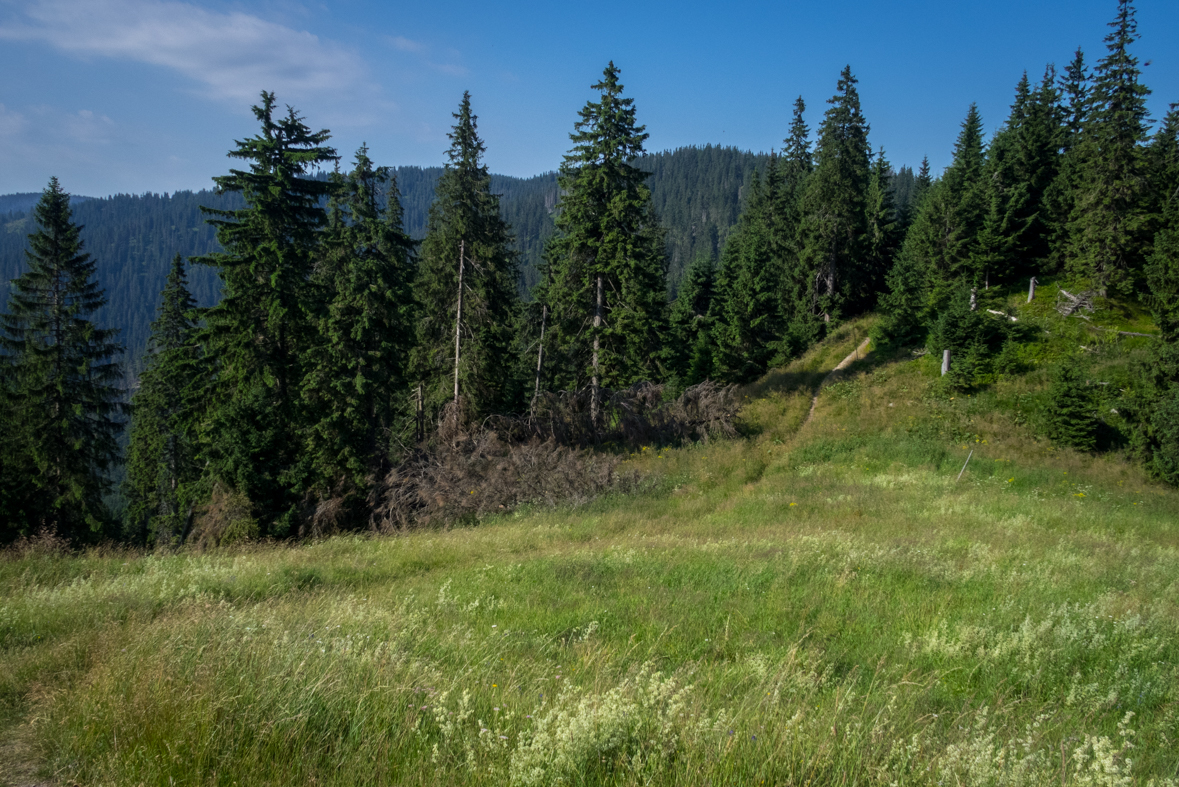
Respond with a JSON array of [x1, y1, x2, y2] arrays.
[[189, 484, 259, 548], [1044, 361, 1098, 451], [508, 665, 701, 786]]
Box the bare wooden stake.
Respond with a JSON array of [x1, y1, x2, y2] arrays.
[[942, 349, 951, 376], [1027, 276, 1038, 303], [956, 449, 974, 482]]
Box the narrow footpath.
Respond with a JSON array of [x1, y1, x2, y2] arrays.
[[805, 336, 872, 424]]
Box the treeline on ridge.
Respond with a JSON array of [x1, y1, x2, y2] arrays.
[[0, 148, 776, 367]]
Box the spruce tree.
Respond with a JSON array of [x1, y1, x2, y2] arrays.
[[1066, 0, 1152, 294], [978, 67, 1062, 283], [1137, 172, 1179, 483], [411, 93, 520, 426], [302, 145, 415, 508], [1146, 104, 1179, 228], [542, 63, 668, 424], [864, 147, 900, 296], [912, 156, 933, 208], [797, 66, 873, 325], [193, 92, 337, 534], [711, 170, 782, 382], [0, 178, 123, 540], [779, 97, 818, 357], [971, 84, 1035, 289], [123, 254, 201, 546], [1045, 362, 1097, 451], [1045, 48, 1091, 271], [904, 105, 988, 312], [665, 252, 717, 389]]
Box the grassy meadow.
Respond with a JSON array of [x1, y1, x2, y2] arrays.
[[3, 310, 1179, 786]]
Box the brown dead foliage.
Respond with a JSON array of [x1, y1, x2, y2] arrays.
[[189, 483, 259, 549], [3, 525, 70, 558], [372, 381, 740, 530]]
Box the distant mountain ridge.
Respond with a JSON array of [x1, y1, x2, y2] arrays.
[[0, 145, 769, 366], [0, 192, 92, 215]]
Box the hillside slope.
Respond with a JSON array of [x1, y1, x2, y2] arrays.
[[2, 319, 1177, 786]]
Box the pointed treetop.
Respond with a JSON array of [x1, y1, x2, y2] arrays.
[[1010, 72, 1032, 128], [565, 62, 649, 169], [149, 254, 197, 354], [783, 96, 812, 175], [1090, 0, 1150, 135], [447, 91, 487, 171], [950, 104, 985, 182]]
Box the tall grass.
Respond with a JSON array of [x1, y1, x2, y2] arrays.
[[3, 316, 1178, 786]]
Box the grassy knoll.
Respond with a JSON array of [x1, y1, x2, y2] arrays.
[[3, 318, 1179, 786]]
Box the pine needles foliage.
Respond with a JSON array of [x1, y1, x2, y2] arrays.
[[0, 178, 124, 541]]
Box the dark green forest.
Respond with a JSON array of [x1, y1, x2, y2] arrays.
[[0, 147, 773, 364], [3, 0, 1177, 545]]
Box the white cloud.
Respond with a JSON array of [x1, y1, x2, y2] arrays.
[[389, 35, 424, 53], [0, 104, 30, 140], [383, 31, 466, 77], [0, 0, 366, 104]]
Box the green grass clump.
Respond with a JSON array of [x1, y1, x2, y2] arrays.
[[3, 316, 1179, 786]]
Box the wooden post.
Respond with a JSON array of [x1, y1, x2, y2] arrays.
[[1027, 276, 1038, 303], [453, 240, 465, 408], [956, 449, 974, 482], [942, 349, 951, 376]]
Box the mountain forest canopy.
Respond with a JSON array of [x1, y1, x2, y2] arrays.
[[2, 0, 1178, 543]]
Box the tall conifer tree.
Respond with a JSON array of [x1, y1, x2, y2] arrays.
[[411, 93, 520, 426], [798, 66, 873, 325], [665, 252, 717, 389], [303, 145, 415, 505], [1066, 0, 1152, 293], [865, 148, 901, 296], [779, 97, 818, 356], [542, 63, 668, 424], [711, 170, 783, 382], [0, 178, 123, 540], [1045, 48, 1091, 270], [193, 92, 337, 533], [123, 254, 201, 545]]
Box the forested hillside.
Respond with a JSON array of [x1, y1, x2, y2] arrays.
[[2, 0, 1176, 547], [0, 146, 764, 360]]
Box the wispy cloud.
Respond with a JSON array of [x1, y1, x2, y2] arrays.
[[383, 31, 467, 77], [389, 35, 424, 53], [0, 0, 367, 104]]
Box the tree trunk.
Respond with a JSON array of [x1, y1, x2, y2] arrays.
[[415, 382, 424, 443], [453, 240, 464, 407], [532, 303, 546, 417], [591, 274, 603, 428]]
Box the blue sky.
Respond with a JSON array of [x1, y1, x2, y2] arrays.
[[1, 0, 1177, 197]]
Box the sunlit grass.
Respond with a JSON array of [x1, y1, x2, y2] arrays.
[[3, 317, 1178, 786]]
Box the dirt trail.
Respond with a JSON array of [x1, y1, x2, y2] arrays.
[[805, 337, 871, 424], [0, 724, 49, 787]]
